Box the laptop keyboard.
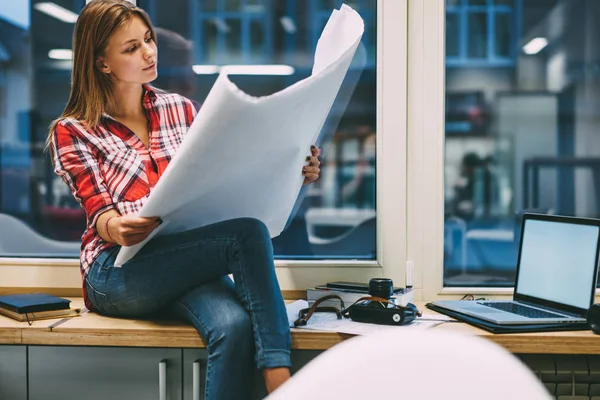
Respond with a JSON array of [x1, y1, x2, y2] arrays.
[[480, 302, 567, 319]]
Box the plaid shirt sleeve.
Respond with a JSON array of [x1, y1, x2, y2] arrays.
[[51, 121, 115, 229]]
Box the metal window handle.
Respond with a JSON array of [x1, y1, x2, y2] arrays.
[[159, 360, 167, 400], [193, 360, 202, 400]]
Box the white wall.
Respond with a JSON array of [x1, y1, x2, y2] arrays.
[[546, 51, 567, 93], [446, 67, 514, 103], [496, 94, 558, 212], [517, 55, 546, 91]]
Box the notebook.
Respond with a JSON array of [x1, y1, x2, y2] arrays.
[[0, 306, 81, 323], [430, 213, 600, 325], [0, 293, 71, 314]]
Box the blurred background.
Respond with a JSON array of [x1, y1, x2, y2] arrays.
[[443, 0, 600, 286], [7, 0, 597, 284], [0, 0, 377, 259]]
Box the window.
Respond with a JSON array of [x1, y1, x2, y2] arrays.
[[410, 0, 600, 299], [189, 0, 272, 64], [1, 0, 411, 292], [446, 0, 520, 67]]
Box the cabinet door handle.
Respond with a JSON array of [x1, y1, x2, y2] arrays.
[[193, 360, 202, 400], [159, 360, 167, 400]]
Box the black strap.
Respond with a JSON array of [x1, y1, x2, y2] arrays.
[[294, 295, 345, 327]]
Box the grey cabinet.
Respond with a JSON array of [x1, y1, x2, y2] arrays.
[[0, 345, 27, 400], [183, 349, 209, 400], [28, 346, 182, 400], [290, 350, 321, 374], [183, 348, 271, 400], [0, 345, 321, 400], [182, 349, 321, 400]]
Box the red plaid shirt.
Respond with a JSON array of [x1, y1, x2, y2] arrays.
[[51, 85, 198, 309]]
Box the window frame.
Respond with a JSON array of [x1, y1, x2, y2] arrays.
[[445, 0, 521, 68], [189, 0, 274, 64], [0, 0, 409, 293], [408, 0, 517, 300]]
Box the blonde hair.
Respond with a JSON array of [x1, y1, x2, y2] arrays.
[[46, 0, 156, 154]]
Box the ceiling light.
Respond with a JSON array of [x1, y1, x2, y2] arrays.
[[212, 18, 231, 34], [48, 49, 73, 60], [280, 16, 297, 34], [523, 37, 548, 55], [34, 2, 78, 23]]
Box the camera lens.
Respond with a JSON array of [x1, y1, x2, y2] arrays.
[[369, 278, 393, 299]]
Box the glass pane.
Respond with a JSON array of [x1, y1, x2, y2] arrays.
[[495, 13, 511, 57], [446, 13, 460, 57], [250, 19, 264, 62], [468, 13, 488, 58], [245, 0, 266, 13], [8, 0, 83, 257], [493, 0, 514, 6], [17, 0, 377, 261], [468, 0, 488, 5], [224, 0, 243, 12], [319, 0, 339, 11], [447, 0, 463, 7], [444, 0, 596, 286], [200, 19, 219, 64], [224, 19, 242, 64], [200, 0, 218, 12]]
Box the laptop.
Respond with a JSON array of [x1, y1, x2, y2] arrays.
[[431, 213, 600, 325]]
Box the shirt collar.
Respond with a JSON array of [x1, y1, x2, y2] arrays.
[[142, 84, 158, 103]]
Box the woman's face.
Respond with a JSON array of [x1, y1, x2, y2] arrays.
[[98, 15, 158, 85]]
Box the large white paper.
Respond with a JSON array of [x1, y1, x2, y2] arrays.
[[115, 5, 364, 267]]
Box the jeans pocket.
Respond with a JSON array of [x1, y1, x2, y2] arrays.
[[94, 246, 120, 271], [85, 282, 118, 315]]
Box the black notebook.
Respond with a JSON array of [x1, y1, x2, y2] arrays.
[[320, 281, 407, 294], [0, 293, 71, 314]]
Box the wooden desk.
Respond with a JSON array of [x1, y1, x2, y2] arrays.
[[0, 300, 598, 354]]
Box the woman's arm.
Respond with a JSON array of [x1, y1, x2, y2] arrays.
[[52, 122, 115, 230], [96, 210, 161, 246], [52, 122, 162, 247], [96, 209, 120, 244]]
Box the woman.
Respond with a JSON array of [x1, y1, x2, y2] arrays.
[[47, 1, 321, 398]]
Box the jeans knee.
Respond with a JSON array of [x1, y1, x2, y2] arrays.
[[233, 217, 270, 243], [209, 309, 254, 353]]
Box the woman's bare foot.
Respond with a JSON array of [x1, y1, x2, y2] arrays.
[[263, 367, 291, 393]]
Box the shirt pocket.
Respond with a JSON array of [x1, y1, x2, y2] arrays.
[[100, 148, 150, 203]]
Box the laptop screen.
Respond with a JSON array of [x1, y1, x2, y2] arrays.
[[516, 218, 600, 310]]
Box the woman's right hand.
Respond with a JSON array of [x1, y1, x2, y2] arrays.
[[107, 215, 162, 246]]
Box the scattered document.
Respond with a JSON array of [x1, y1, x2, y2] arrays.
[[115, 4, 364, 267], [286, 300, 452, 335]]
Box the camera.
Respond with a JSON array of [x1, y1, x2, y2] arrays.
[[347, 278, 420, 325], [367, 278, 394, 304]]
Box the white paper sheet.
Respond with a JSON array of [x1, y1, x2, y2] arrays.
[[114, 5, 364, 267]]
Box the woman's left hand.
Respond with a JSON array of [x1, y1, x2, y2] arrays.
[[303, 145, 321, 185]]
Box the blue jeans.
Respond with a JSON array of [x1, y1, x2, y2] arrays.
[[84, 218, 292, 400]]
